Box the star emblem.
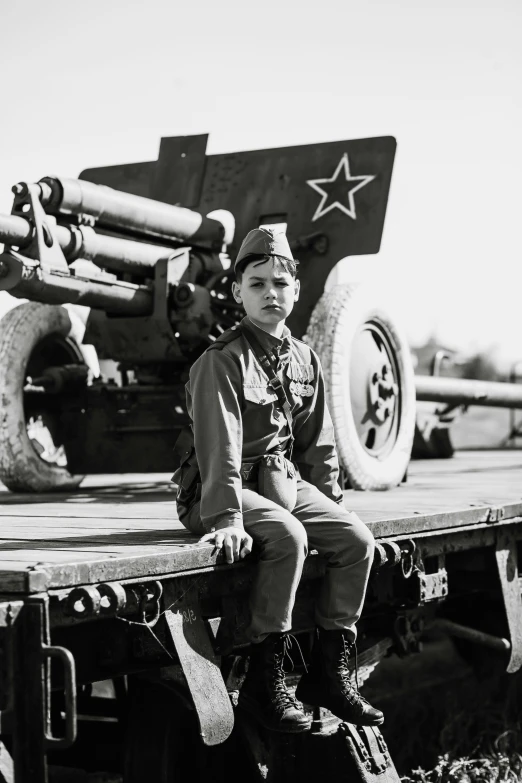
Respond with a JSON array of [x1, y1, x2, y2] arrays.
[[307, 153, 375, 222]]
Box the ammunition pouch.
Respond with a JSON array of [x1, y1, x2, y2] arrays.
[[172, 427, 201, 517], [175, 461, 201, 515]]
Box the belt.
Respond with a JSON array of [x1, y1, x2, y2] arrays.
[[240, 452, 294, 483]]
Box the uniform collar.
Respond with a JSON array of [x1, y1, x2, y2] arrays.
[[243, 316, 292, 356]]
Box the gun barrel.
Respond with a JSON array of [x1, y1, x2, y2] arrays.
[[38, 177, 224, 249], [415, 375, 522, 410], [80, 229, 177, 275], [0, 213, 179, 276], [0, 252, 152, 315], [0, 213, 33, 247]]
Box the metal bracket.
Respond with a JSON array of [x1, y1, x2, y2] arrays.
[[495, 532, 522, 673], [84, 249, 189, 363], [11, 182, 70, 275], [42, 644, 77, 749], [10, 596, 77, 783], [163, 585, 234, 746], [417, 568, 449, 603]]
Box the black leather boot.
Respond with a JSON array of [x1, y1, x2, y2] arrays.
[[238, 633, 312, 733], [296, 629, 384, 726]]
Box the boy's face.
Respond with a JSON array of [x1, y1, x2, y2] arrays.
[[232, 257, 300, 329]]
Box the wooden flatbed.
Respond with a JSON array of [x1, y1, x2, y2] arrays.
[[0, 449, 520, 596], [0, 450, 520, 595]]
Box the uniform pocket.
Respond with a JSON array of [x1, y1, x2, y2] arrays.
[[172, 445, 196, 490], [243, 384, 278, 405]]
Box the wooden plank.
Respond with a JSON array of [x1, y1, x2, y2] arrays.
[[0, 546, 193, 561], [0, 546, 226, 593], [0, 741, 14, 783], [0, 568, 48, 594], [0, 507, 176, 520], [366, 507, 522, 540], [0, 530, 179, 540], [0, 451, 519, 594], [0, 518, 183, 534], [0, 526, 190, 540], [0, 551, 122, 563], [0, 519, 178, 530], [163, 584, 235, 746]]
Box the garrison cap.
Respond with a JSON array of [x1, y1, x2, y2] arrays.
[[234, 227, 294, 273]]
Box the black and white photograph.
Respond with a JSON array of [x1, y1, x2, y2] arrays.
[[0, 1, 521, 781]]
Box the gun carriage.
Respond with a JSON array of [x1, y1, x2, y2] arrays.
[[1, 135, 521, 495], [0, 136, 521, 782]]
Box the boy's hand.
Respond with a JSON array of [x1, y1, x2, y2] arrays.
[[199, 527, 253, 564]]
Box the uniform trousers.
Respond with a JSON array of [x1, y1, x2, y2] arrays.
[[182, 477, 375, 643]]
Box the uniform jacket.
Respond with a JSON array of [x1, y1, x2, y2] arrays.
[[184, 317, 343, 532]]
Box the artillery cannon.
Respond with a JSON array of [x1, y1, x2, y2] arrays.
[[1, 137, 522, 783], [0, 134, 520, 493]]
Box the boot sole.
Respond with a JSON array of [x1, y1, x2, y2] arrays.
[[295, 682, 384, 727], [237, 695, 313, 734]]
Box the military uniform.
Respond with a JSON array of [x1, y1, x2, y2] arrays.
[[177, 315, 375, 643]]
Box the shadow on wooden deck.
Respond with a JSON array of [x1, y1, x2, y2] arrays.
[[0, 528, 197, 551]]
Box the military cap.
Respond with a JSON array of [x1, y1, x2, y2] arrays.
[[234, 227, 294, 273]]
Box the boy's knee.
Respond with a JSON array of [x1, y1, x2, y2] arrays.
[[266, 511, 308, 559], [334, 511, 374, 563], [351, 513, 375, 561]]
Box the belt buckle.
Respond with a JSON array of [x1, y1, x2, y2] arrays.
[[241, 463, 258, 482]]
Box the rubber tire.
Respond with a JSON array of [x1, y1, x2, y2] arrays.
[[306, 283, 416, 490], [0, 302, 85, 492]]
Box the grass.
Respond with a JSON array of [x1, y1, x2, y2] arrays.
[[362, 635, 522, 782], [403, 749, 522, 783], [397, 668, 522, 782]]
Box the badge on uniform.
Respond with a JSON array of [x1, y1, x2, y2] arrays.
[[287, 362, 314, 397]]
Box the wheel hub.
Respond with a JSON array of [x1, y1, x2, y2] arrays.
[[369, 363, 399, 424], [25, 334, 86, 468], [349, 321, 401, 457]]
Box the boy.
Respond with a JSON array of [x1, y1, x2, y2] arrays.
[[176, 227, 383, 733]]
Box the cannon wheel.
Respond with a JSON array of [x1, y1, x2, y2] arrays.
[[306, 283, 416, 490], [206, 267, 245, 338], [0, 302, 85, 492]]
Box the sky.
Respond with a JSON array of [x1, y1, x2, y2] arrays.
[[0, 0, 520, 367]]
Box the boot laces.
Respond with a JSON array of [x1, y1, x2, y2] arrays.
[[268, 635, 305, 715], [335, 635, 369, 707]]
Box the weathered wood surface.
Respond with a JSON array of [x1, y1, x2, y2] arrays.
[[0, 451, 520, 594]]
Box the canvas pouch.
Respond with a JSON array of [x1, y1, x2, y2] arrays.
[[257, 453, 297, 512]]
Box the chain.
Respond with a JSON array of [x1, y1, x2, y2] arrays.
[[115, 572, 208, 660]]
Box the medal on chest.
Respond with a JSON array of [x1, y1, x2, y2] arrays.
[[287, 362, 315, 397], [289, 380, 314, 397]]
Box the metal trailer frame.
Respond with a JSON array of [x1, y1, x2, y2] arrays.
[[0, 454, 521, 782]]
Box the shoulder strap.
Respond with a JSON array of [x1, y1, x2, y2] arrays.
[[205, 325, 242, 353], [241, 321, 295, 460]]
